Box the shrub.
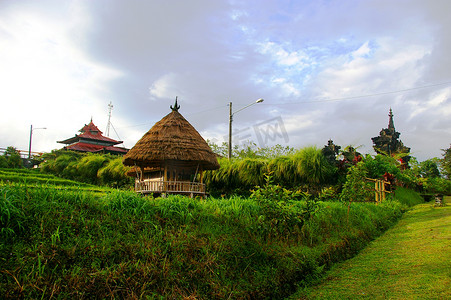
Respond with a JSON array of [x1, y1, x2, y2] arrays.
[[340, 162, 373, 202], [364, 154, 401, 179]]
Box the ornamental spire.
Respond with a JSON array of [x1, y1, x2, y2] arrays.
[[170, 96, 180, 112], [388, 108, 395, 130]]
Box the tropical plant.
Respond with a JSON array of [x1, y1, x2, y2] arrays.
[[340, 161, 373, 203]]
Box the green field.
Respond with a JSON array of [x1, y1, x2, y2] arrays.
[[0, 169, 427, 298], [294, 199, 451, 299]]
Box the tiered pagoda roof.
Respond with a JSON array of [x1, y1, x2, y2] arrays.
[[58, 119, 128, 155]]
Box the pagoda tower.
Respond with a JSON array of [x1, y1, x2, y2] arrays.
[[371, 108, 410, 164], [58, 119, 128, 155]]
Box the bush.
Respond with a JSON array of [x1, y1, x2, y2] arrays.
[[340, 162, 373, 202], [364, 154, 401, 179]]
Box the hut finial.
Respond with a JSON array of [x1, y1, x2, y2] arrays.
[[170, 96, 180, 112]]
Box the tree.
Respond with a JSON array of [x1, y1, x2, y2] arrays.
[[0, 156, 8, 168], [340, 161, 373, 203], [2, 146, 23, 168], [419, 159, 440, 178], [440, 146, 451, 179]]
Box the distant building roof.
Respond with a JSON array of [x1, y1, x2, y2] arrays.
[[58, 119, 128, 155]]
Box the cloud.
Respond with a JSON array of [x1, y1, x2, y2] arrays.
[[0, 1, 122, 151], [1, 0, 451, 162]]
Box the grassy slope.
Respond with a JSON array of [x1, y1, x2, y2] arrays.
[[0, 168, 110, 193], [0, 184, 407, 299], [1, 169, 422, 299], [295, 199, 451, 299]]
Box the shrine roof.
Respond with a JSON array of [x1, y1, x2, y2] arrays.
[[64, 142, 128, 154], [58, 120, 123, 145]]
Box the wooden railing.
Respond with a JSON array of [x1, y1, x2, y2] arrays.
[[0, 147, 43, 159], [135, 180, 205, 194], [366, 178, 392, 204]]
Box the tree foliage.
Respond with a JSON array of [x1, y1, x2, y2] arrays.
[[339, 161, 373, 203], [440, 145, 451, 179], [207, 141, 295, 159], [1, 146, 23, 168]]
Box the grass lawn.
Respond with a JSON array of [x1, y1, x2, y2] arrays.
[[294, 198, 451, 299]]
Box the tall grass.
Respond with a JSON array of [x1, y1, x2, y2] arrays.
[[293, 146, 336, 185], [204, 146, 338, 196], [39, 150, 132, 188], [0, 181, 407, 299]]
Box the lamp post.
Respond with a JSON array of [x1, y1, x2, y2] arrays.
[[29, 125, 47, 159], [228, 98, 264, 159]]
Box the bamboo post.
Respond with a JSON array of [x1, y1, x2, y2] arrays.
[[375, 181, 379, 203]]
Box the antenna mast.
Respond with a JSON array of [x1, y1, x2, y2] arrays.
[[106, 101, 113, 136]]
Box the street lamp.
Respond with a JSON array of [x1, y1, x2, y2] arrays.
[[29, 125, 47, 159], [228, 98, 264, 159]]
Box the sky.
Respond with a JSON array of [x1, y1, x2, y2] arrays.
[[1, 0, 450, 161]]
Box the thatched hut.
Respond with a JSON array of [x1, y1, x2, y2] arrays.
[[123, 99, 219, 197]]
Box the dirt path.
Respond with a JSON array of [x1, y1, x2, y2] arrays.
[[295, 201, 451, 299]]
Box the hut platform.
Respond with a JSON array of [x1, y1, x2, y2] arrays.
[[135, 180, 206, 197]]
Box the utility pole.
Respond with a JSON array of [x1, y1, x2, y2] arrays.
[[28, 125, 46, 160], [29, 125, 33, 159], [106, 101, 113, 137], [228, 102, 232, 160], [227, 98, 264, 160]]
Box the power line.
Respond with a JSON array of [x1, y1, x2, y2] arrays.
[[269, 81, 451, 105], [115, 81, 451, 129]]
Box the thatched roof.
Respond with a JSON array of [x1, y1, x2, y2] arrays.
[[123, 106, 219, 170]]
